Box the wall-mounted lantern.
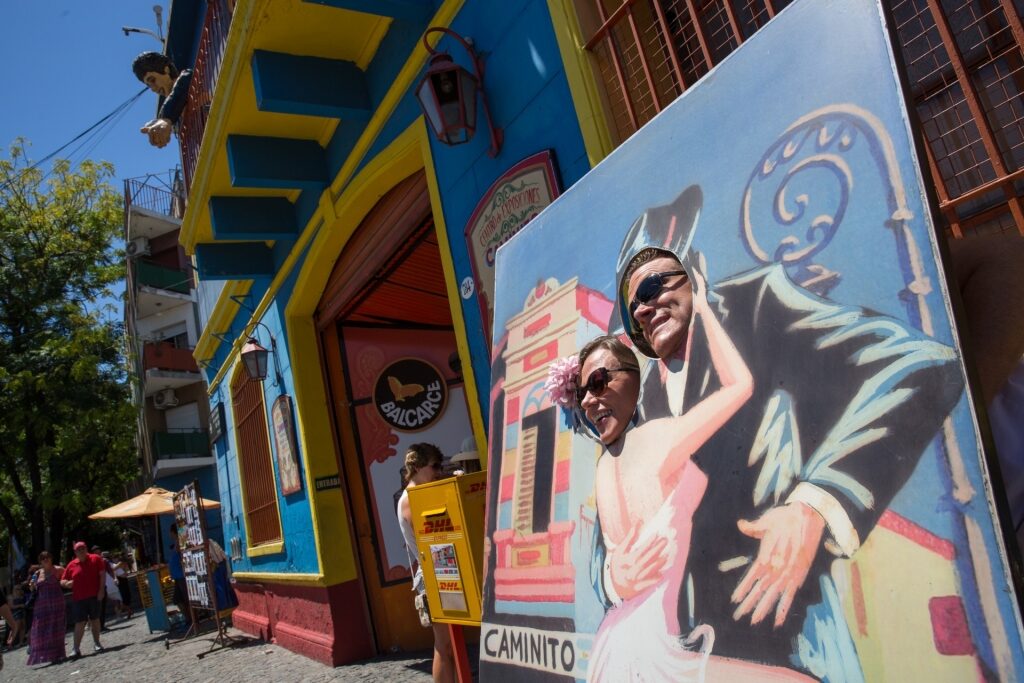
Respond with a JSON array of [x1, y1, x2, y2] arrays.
[[415, 27, 503, 157], [240, 337, 270, 382], [239, 322, 284, 388]]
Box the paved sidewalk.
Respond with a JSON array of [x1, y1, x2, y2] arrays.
[[2, 615, 441, 682]]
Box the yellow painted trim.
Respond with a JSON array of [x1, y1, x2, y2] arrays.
[[227, 361, 286, 557], [281, 122, 429, 589], [203, 213, 328, 392], [546, 0, 615, 165], [317, 18, 393, 147], [187, 0, 465, 372], [180, 0, 265, 254], [193, 280, 253, 368], [326, 0, 465, 201], [245, 540, 284, 557], [280, 312, 354, 585], [417, 125, 489, 458], [232, 571, 328, 586]]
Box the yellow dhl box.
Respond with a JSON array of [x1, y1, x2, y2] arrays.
[[407, 470, 487, 626]]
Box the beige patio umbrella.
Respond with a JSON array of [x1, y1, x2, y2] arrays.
[[89, 486, 221, 519], [89, 487, 222, 564]]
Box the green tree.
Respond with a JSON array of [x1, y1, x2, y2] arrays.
[[0, 140, 138, 561]]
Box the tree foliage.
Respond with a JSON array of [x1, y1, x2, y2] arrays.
[[0, 140, 138, 562]]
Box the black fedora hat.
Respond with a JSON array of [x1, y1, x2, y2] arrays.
[[609, 184, 702, 358]]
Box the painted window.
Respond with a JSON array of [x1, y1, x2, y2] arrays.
[[230, 367, 283, 547], [574, 0, 1024, 236]]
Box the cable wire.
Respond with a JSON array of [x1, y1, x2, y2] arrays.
[[1, 88, 149, 192]]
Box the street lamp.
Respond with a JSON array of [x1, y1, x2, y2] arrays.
[[239, 323, 283, 387], [122, 5, 165, 46], [240, 337, 269, 381], [415, 27, 502, 157]]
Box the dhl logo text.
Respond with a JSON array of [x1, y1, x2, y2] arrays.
[[421, 518, 455, 534]]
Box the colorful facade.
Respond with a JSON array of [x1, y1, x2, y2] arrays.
[[152, 0, 1024, 669]]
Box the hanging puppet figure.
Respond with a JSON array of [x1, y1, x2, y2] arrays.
[[131, 51, 193, 149]]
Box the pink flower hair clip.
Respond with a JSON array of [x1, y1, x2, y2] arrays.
[[544, 355, 580, 408]]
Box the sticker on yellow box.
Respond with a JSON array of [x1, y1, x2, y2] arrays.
[[431, 542, 468, 612]]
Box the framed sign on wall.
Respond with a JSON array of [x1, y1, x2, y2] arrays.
[[464, 150, 560, 344], [271, 394, 302, 495]]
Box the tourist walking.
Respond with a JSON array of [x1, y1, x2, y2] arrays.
[[26, 551, 66, 666], [61, 541, 105, 659], [113, 553, 134, 620], [5, 583, 26, 648], [102, 552, 123, 621]]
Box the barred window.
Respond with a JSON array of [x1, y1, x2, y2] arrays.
[[230, 366, 283, 547], [577, 0, 1024, 236]]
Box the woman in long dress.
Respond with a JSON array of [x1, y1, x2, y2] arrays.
[[27, 551, 66, 666]]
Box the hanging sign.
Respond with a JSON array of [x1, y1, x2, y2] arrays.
[[374, 358, 448, 432], [271, 395, 302, 495], [209, 401, 226, 444], [464, 151, 560, 343]]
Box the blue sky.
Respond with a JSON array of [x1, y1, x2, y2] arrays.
[[0, 1, 178, 186], [1, 1, 182, 319]]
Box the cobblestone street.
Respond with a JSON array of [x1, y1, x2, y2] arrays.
[[1, 615, 451, 682]]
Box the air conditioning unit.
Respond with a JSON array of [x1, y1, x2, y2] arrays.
[[153, 388, 179, 409], [126, 237, 151, 258]]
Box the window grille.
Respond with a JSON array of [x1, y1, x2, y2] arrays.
[[231, 369, 282, 546], [580, 0, 1024, 236]]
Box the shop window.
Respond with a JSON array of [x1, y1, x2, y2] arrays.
[[574, 0, 1023, 235], [153, 321, 190, 349], [230, 367, 282, 547]]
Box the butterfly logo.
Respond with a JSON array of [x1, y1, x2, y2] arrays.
[[389, 376, 424, 402]]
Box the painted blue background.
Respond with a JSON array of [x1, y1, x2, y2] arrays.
[[491, 0, 1024, 675]]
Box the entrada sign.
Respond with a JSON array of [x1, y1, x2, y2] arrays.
[[373, 358, 448, 431]]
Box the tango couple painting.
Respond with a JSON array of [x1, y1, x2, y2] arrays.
[[478, 1, 1024, 681]]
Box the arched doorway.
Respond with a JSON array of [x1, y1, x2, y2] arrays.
[[317, 170, 474, 652]]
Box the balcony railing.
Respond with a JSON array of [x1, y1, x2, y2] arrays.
[[153, 430, 211, 460], [179, 0, 234, 193], [135, 260, 192, 294], [124, 177, 185, 219], [144, 342, 199, 374]]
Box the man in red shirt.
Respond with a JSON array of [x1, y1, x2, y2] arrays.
[[61, 541, 105, 658]]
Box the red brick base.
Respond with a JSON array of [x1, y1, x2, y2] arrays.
[[232, 579, 373, 666]]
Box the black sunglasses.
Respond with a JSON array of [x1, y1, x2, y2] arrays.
[[576, 366, 639, 404], [628, 270, 688, 318]]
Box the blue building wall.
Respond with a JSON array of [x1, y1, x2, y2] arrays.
[[426, 0, 592, 421], [202, 0, 589, 577], [208, 274, 319, 575]]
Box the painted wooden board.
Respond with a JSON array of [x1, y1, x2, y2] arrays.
[[480, 0, 1024, 680]]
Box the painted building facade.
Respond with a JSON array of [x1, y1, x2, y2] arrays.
[[150, 0, 1024, 669], [123, 171, 223, 549]]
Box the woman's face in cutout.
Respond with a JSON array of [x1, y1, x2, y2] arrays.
[[578, 348, 640, 445]]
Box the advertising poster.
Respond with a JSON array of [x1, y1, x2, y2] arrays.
[[271, 394, 302, 495], [339, 327, 473, 584], [479, 1, 1024, 681], [173, 482, 213, 610]]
